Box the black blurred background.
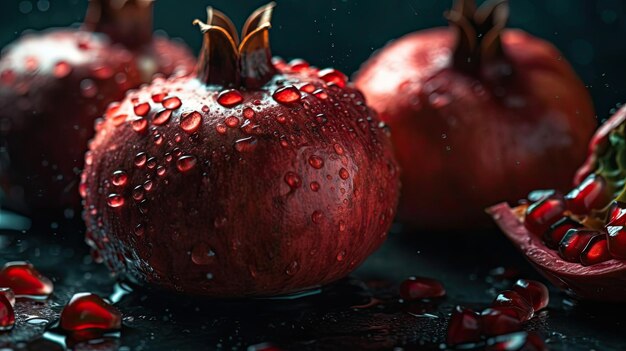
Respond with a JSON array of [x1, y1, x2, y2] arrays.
[[1, 0, 626, 121]]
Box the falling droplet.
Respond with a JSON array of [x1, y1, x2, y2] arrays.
[[111, 170, 127, 186], [180, 111, 202, 133], [234, 136, 258, 153], [284, 172, 302, 189], [308, 155, 324, 169], [107, 194, 125, 208], [273, 86, 301, 104], [133, 102, 150, 116], [176, 155, 197, 172], [53, 61, 72, 78], [217, 89, 244, 107], [339, 168, 349, 180], [162, 96, 182, 109]]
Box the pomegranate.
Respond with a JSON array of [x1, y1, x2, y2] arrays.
[[80, 3, 400, 297], [0, 0, 194, 213], [488, 105, 626, 301], [354, 0, 595, 229]]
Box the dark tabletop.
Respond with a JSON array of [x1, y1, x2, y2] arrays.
[[0, 211, 625, 351]]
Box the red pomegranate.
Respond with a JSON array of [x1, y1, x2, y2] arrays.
[[354, 0, 596, 229], [0, 0, 194, 214], [489, 105, 626, 302], [80, 3, 400, 297]]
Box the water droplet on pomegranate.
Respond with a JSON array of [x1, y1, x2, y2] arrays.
[[318, 68, 347, 88], [313, 89, 328, 100], [176, 155, 197, 172], [336, 250, 346, 261], [162, 96, 182, 109], [151, 93, 167, 103], [60, 293, 122, 332], [312, 210, 323, 223], [300, 83, 315, 93], [217, 89, 244, 107], [107, 194, 125, 208], [285, 261, 300, 275], [80, 79, 97, 98], [234, 136, 258, 152], [310, 182, 320, 192], [134, 223, 145, 236], [333, 144, 344, 155], [143, 180, 153, 191], [308, 155, 324, 169], [53, 61, 72, 78], [289, 59, 309, 71], [130, 117, 148, 133], [243, 107, 255, 119], [111, 170, 127, 186], [133, 102, 150, 116], [400, 276, 446, 300], [191, 243, 216, 265], [156, 166, 166, 177], [225, 116, 240, 128], [216, 123, 227, 134], [284, 172, 301, 189], [339, 168, 349, 180], [134, 152, 147, 167], [273, 86, 301, 104], [0, 262, 53, 297], [180, 111, 202, 133], [132, 186, 144, 201]]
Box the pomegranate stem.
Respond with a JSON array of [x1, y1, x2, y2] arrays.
[[83, 0, 153, 50]]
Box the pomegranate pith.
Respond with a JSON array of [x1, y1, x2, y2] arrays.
[[355, 0, 595, 229], [81, 3, 400, 297], [0, 0, 194, 213]]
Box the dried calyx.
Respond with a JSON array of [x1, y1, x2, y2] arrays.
[[445, 0, 509, 73], [193, 2, 277, 89], [83, 0, 154, 49]]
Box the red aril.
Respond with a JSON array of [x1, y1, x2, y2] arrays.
[[399, 276, 446, 301], [480, 308, 521, 336], [355, 0, 595, 229], [60, 293, 121, 332], [446, 306, 481, 346], [80, 3, 400, 297], [564, 174, 610, 215], [558, 230, 598, 263], [0, 288, 15, 307], [580, 235, 612, 266], [0, 261, 53, 298], [511, 279, 549, 312], [485, 332, 547, 351], [0, 294, 15, 331], [524, 197, 566, 237], [492, 290, 534, 322], [544, 217, 582, 249], [606, 203, 626, 259], [0, 0, 194, 213]]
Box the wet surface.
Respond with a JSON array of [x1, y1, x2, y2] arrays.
[[0, 213, 625, 350]]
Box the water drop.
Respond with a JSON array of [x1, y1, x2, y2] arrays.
[[300, 83, 315, 93], [215, 123, 227, 134], [217, 89, 243, 107], [130, 118, 147, 133], [273, 85, 301, 104], [284, 172, 302, 189], [333, 144, 344, 155], [243, 107, 255, 119], [111, 170, 127, 186], [191, 243, 216, 265], [107, 194, 125, 208], [133, 102, 150, 116], [176, 155, 197, 172], [313, 89, 328, 100], [318, 68, 347, 88], [80, 79, 97, 98], [180, 111, 202, 133], [162, 96, 182, 109], [53, 61, 71, 78], [312, 210, 323, 223], [132, 186, 144, 201], [310, 181, 320, 192], [336, 250, 346, 261], [339, 168, 350, 180], [134, 152, 147, 167], [308, 155, 324, 169], [285, 261, 300, 275], [225, 116, 240, 128]]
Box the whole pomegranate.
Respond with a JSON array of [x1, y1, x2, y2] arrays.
[[489, 105, 626, 302], [355, 0, 595, 229], [0, 0, 194, 214], [80, 3, 400, 297]]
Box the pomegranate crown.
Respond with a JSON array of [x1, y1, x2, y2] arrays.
[[445, 0, 509, 73], [83, 0, 154, 50], [193, 2, 277, 89]]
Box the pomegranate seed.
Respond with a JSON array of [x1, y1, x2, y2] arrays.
[[0, 261, 53, 297], [580, 235, 612, 266], [564, 174, 609, 215], [272, 86, 302, 104], [480, 308, 521, 336], [606, 203, 626, 259], [0, 294, 15, 331], [558, 229, 598, 263], [524, 197, 565, 236], [217, 89, 244, 107], [60, 293, 122, 332], [318, 68, 347, 88], [399, 276, 446, 301], [544, 217, 581, 249], [485, 332, 546, 351], [492, 290, 534, 322], [446, 306, 481, 346], [0, 288, 15, 307], [512, 279, 549, 311]]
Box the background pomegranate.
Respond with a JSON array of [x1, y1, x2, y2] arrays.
[[355, 0, 596, 229], [489, 105, 626, 301], [0, 0, 194, 214], [80, 3, 400, 297]]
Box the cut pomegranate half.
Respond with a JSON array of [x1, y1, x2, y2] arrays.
[[488, 203, 626, 301]]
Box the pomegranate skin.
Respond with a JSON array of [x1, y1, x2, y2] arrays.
[[0, 28, 194, 213], [81, 68, 400, 297], [355, 26, 595, 229]]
